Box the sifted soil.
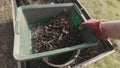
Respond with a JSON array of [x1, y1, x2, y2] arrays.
[[18, 0, 73, 5], [72, 43, 106, 65]]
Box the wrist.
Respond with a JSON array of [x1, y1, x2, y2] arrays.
[[101, 21, 108, 37], [99, 21, 108, 40], [82, 19, 108, 40]]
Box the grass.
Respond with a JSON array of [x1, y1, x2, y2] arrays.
[[79, 0, 120, 68], [0, 0, 11, 22], [79, 0, 120, 20]]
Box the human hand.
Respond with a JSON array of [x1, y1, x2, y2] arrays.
[[79, 19, 108, 40]]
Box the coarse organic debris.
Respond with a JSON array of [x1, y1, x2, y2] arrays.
[[32, 10, 81, 53]]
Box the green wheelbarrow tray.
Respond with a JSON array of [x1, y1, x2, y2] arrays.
[[13, 3, 98, 61]]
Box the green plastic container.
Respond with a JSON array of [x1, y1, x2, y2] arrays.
[[13, 3, 98, 61]]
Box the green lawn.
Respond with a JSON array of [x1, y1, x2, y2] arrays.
[[79, 0, 120, 68]]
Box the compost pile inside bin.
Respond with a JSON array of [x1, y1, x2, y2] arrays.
[[32, 10, 81, 53], [19, 0, 73, 5], [70, 43, 106, 66]]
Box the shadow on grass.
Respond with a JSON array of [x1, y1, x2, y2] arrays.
[[0, 19, 17, 68]]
